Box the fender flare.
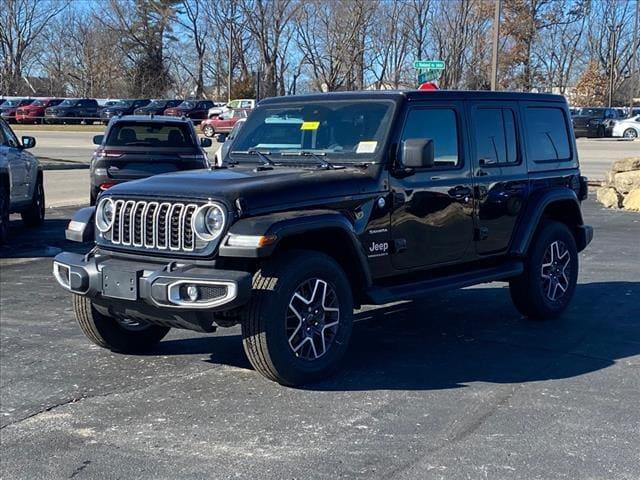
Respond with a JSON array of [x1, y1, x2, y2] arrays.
[[510, 187, 585, 256], [219, 209, 372, 287]]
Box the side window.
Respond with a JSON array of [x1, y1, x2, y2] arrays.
[[471, 108, 518, 165], [228, 100, 239, 109], [524, 107, 571, 162], [0, 123, 7, 146], [240, 100, 252, 108], [401, 108, 459, 168]]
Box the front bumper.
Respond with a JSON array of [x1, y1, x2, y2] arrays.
[[53, 251, 252, 331]]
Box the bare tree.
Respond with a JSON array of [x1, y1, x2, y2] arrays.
[[174, 0, 209, 97], [0, 0, 69, 94], [241, 0, 299, 97]]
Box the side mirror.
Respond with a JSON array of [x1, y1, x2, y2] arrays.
[[200, 137, 212, 148], [215, 134, 225, 143], [21, 136, 36, 149], [401, 138, 434, 169], [93, 135, 104, 145]]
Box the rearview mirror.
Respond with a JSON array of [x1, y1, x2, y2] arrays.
[[200, 137, 212, 148], [401, 138, 434, 169], [93, 135, 104, 145], [21, 136, 36, 149]]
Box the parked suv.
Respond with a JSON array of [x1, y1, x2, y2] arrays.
[[572, 107, 622, 137], [134, 99, 182, 116], [16, 98, 64, 124], [100, 99, 151, 124], [45, 98, 100, 124], [164, 100, 215, 123], [1, 99, 34, 123], [0, 119, 44, 243], [88, 115, 212, 205], [54, 91, 592, 386], [208, 99, 255, 118], [200, 108, 250, 137]]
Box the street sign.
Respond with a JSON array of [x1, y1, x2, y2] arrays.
[[418, 71, 440, 83], [414, 60, 445, 70]]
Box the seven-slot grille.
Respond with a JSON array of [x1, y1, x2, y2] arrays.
[[109, 199, 199, 252]]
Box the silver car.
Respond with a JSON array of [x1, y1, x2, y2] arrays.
[[612, 115, 640, 139], [0, 118, 44, 243]]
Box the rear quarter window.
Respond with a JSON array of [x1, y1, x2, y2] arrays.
[[524, 107, 571, 162]]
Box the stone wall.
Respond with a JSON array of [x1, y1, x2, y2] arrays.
[[596, 157, 640, 212]]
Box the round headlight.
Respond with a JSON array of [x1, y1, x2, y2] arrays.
[[192, 203, 226, 241], [96, 198, 115, 232]]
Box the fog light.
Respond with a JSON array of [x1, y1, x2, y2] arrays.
[[186, 285, 199, 302]]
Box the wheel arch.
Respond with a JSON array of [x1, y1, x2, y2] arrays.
[[511, 188, 590, 255], [219, 210, 372, 304]]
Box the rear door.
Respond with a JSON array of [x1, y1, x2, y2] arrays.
[[467, 101, 528, 255]]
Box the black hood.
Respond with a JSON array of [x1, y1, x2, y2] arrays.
[[104, 165, 384, 214]]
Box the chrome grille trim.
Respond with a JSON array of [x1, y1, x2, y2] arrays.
[[107, 199, 202, 253]]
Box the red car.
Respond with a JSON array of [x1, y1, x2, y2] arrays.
[[163, 100, 215, 124], [16, 98, 64, 124], [0, 99, 34, 123], [200, 109, 250, 137]]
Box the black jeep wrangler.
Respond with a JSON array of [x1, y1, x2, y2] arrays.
[[54, 91, 592, 386]]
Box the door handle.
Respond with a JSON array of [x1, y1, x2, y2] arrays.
[[448, 186, 472, 200]]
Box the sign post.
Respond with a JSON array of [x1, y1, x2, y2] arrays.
[[414, 60, 445, 89]]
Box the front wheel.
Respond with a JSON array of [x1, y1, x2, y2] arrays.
[[202, 125, 215, 137], [509, 221, 578, 320], [241, 250, 354, 386], [73, 295, 170, 353], [21, 176, 45, 227], [623, 128, 638, 139]]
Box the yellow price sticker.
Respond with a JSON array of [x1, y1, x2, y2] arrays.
[[300, 121, 320, 131]]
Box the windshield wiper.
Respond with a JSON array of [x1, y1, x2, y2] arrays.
[[230, 150, 275, 166], [281, 151, 335, 169]]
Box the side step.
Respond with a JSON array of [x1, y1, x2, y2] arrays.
[[365, 261, 523, 305]]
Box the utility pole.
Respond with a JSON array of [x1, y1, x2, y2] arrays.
[[630, 0, 639, 111], [227, 22, 233, 103], [608, 24, 622, 108], [490, 0, 502, 91]]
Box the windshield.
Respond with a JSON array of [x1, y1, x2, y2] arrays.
[[3, 99, 23, 107], [147, 100, 167, 108], [31, 100, 47, 107], [105, 121, 195, 148], [230, 100, 394, 162], [579, 108, 606, 116], [59, 99, 78, 107], [177, 101, 195, 109]]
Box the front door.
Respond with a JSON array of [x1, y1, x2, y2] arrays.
[[389, 102, 474, 270], [467, 101, 528, 255]]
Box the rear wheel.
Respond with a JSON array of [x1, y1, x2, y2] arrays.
[[623, 128, 638, 139], [21, 176, 45, 227], [73, 295, 170, 353], [203, 125, 215, 137], [241, 250, 353, 385], [0, 184, 9, 244], [509, 221, 578, 320]]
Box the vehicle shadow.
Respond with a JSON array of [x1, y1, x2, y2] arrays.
[[153, 281, 639, 391], [0, 216, 89, 259]]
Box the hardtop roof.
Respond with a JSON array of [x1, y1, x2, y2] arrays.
[[259, 90, 566, 105]]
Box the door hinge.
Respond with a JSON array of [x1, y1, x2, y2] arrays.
[[393, 238, 407, 253], [475, 227, 489, 241]]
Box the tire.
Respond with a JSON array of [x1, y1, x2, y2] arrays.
[[241, 250, 354, 386], [73, 295, 170, 353], [203, 125, 215, 137], [0, 184, 9, 244], [623, 128, 638, 139], [21, 176, 45, 227], [509, 221, 578, 320]]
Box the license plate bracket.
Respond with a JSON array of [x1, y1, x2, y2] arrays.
[[102, 268, 140, 300]]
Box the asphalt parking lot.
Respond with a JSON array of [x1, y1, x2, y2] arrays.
[[1, 199, 639, 479]]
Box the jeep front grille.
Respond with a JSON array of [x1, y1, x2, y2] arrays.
[[108, 199, 200, 253]]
